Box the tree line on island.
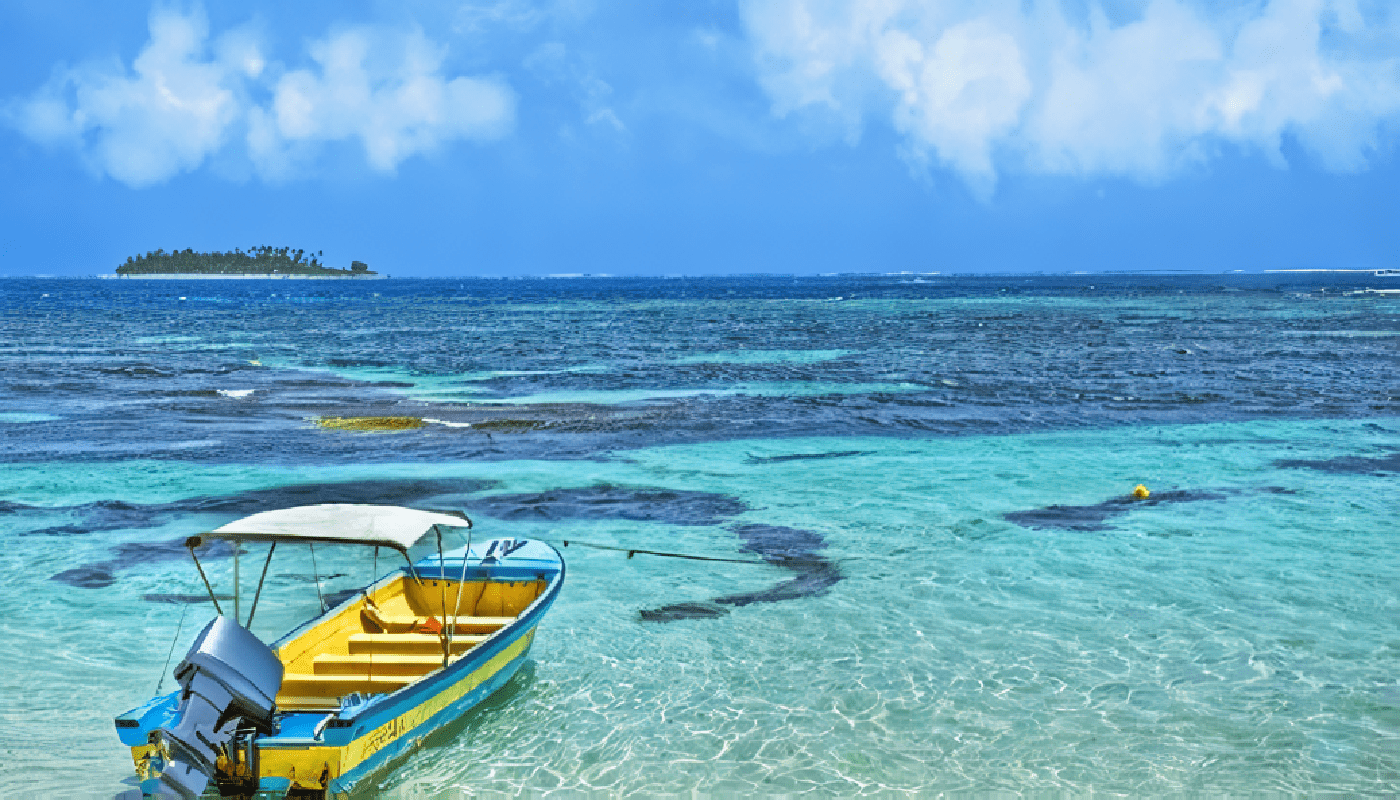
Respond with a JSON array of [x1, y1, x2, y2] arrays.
[[117, 246, 373, 276]]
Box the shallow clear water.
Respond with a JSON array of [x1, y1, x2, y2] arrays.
[[0, 275, 1396, 797]]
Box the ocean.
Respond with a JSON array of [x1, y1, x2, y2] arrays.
[[1, 273, 1397, 797]]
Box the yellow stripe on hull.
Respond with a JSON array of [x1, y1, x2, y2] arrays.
[[257, 625, 537, 792]]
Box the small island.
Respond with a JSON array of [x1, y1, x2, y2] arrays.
[[114, 246, 381, 279]]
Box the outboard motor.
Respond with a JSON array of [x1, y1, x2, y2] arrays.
[[151, 616, 283, 799]]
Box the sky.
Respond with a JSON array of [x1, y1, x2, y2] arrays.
[[1, 0, 1397, 277]]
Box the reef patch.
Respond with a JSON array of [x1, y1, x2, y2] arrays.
[[471, 484, 749, 527], [640, 523, 842, 622], [52, 537, 235, 588], [745, 450, 872, 464], [44, 478, 497, 586], [1275, 451, 1400, 475], [1004, 489, 1229, 532]]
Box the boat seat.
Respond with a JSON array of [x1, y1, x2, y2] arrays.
[[363, 615, 515, 634], [275, 639, 484, 710], [313, 653, 462, 676], [275, 673, 418, 711], [347, 633, 486, 654], [275, 695, 342, 712], [280, 673, 417, 687]]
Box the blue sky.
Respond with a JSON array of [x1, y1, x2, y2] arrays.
[[2, 0, 1397, 276]]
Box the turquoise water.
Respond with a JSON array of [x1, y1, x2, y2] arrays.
[[2, 421, 1396, 796], [0, 275, 1396, 796]]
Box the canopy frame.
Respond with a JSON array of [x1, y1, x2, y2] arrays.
[[184, 504, 473, 626]]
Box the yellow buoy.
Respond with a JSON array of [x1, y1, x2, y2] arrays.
[[1133, 484, 1150, 499]]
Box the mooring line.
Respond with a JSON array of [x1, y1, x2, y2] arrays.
[[550, 537, 776, 565], [155, 599, 191, 696]]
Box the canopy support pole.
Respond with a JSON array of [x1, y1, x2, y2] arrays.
[[247, 543, 276, 628], [435, 526, 450, 668], [233, 544, 241, 623], [401, 549, 423, 585], [448, 518, 474, 664], [186, 538, 222, 616]]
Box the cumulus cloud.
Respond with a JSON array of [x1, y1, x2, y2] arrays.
[[5, 6, 514, 186], [249, 26, 514, 177], [8, 8, 252, 186], [740, 0, 1400, 196]]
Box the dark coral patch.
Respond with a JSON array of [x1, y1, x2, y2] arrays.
[[51, 538, 235, 588], [639, 523, 842, 622], [745, 450, 872, 464], [27, 478, 498, 538], [52, 566, 117, 588], [1275, 451, 1400, 475], [1004, 489, 1229, 532], [471, 484, 749, 527], [639, 601, 730, 622], [143, 593, 234, 604], [46, 478, 497, 586]]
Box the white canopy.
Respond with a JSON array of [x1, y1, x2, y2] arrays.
[[204, 504, 470, 552]]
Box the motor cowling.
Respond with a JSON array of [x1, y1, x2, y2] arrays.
[[151, 616, 283, 799]]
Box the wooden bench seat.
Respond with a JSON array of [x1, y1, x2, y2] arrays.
[[368, 614, 515, 633], [313, 652, 463, 675], [347, 633, 486, 654], [278, 672, 418, 697], [275, 695, 343, 712], [276, 651, 469, 709]]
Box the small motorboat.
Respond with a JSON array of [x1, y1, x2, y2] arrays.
[[115, 504, 565, 799]]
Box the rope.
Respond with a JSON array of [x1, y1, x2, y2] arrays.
[[155, 600, 191, 696], [553, 538, 776, 565]]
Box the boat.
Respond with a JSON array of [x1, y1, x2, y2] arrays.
[[114, 504, 565, 799]]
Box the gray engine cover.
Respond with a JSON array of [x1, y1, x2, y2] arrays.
[[153, 616, 284, 799]]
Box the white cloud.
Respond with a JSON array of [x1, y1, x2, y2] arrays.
[[8, 7, 247, 186], [6, 7, 514, 186], [740, 0, 1400, 196], [453, 0, 548, 35], [250, 26, 514, 177]]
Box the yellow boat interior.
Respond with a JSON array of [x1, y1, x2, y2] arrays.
[[273, 575, 547, 711]]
